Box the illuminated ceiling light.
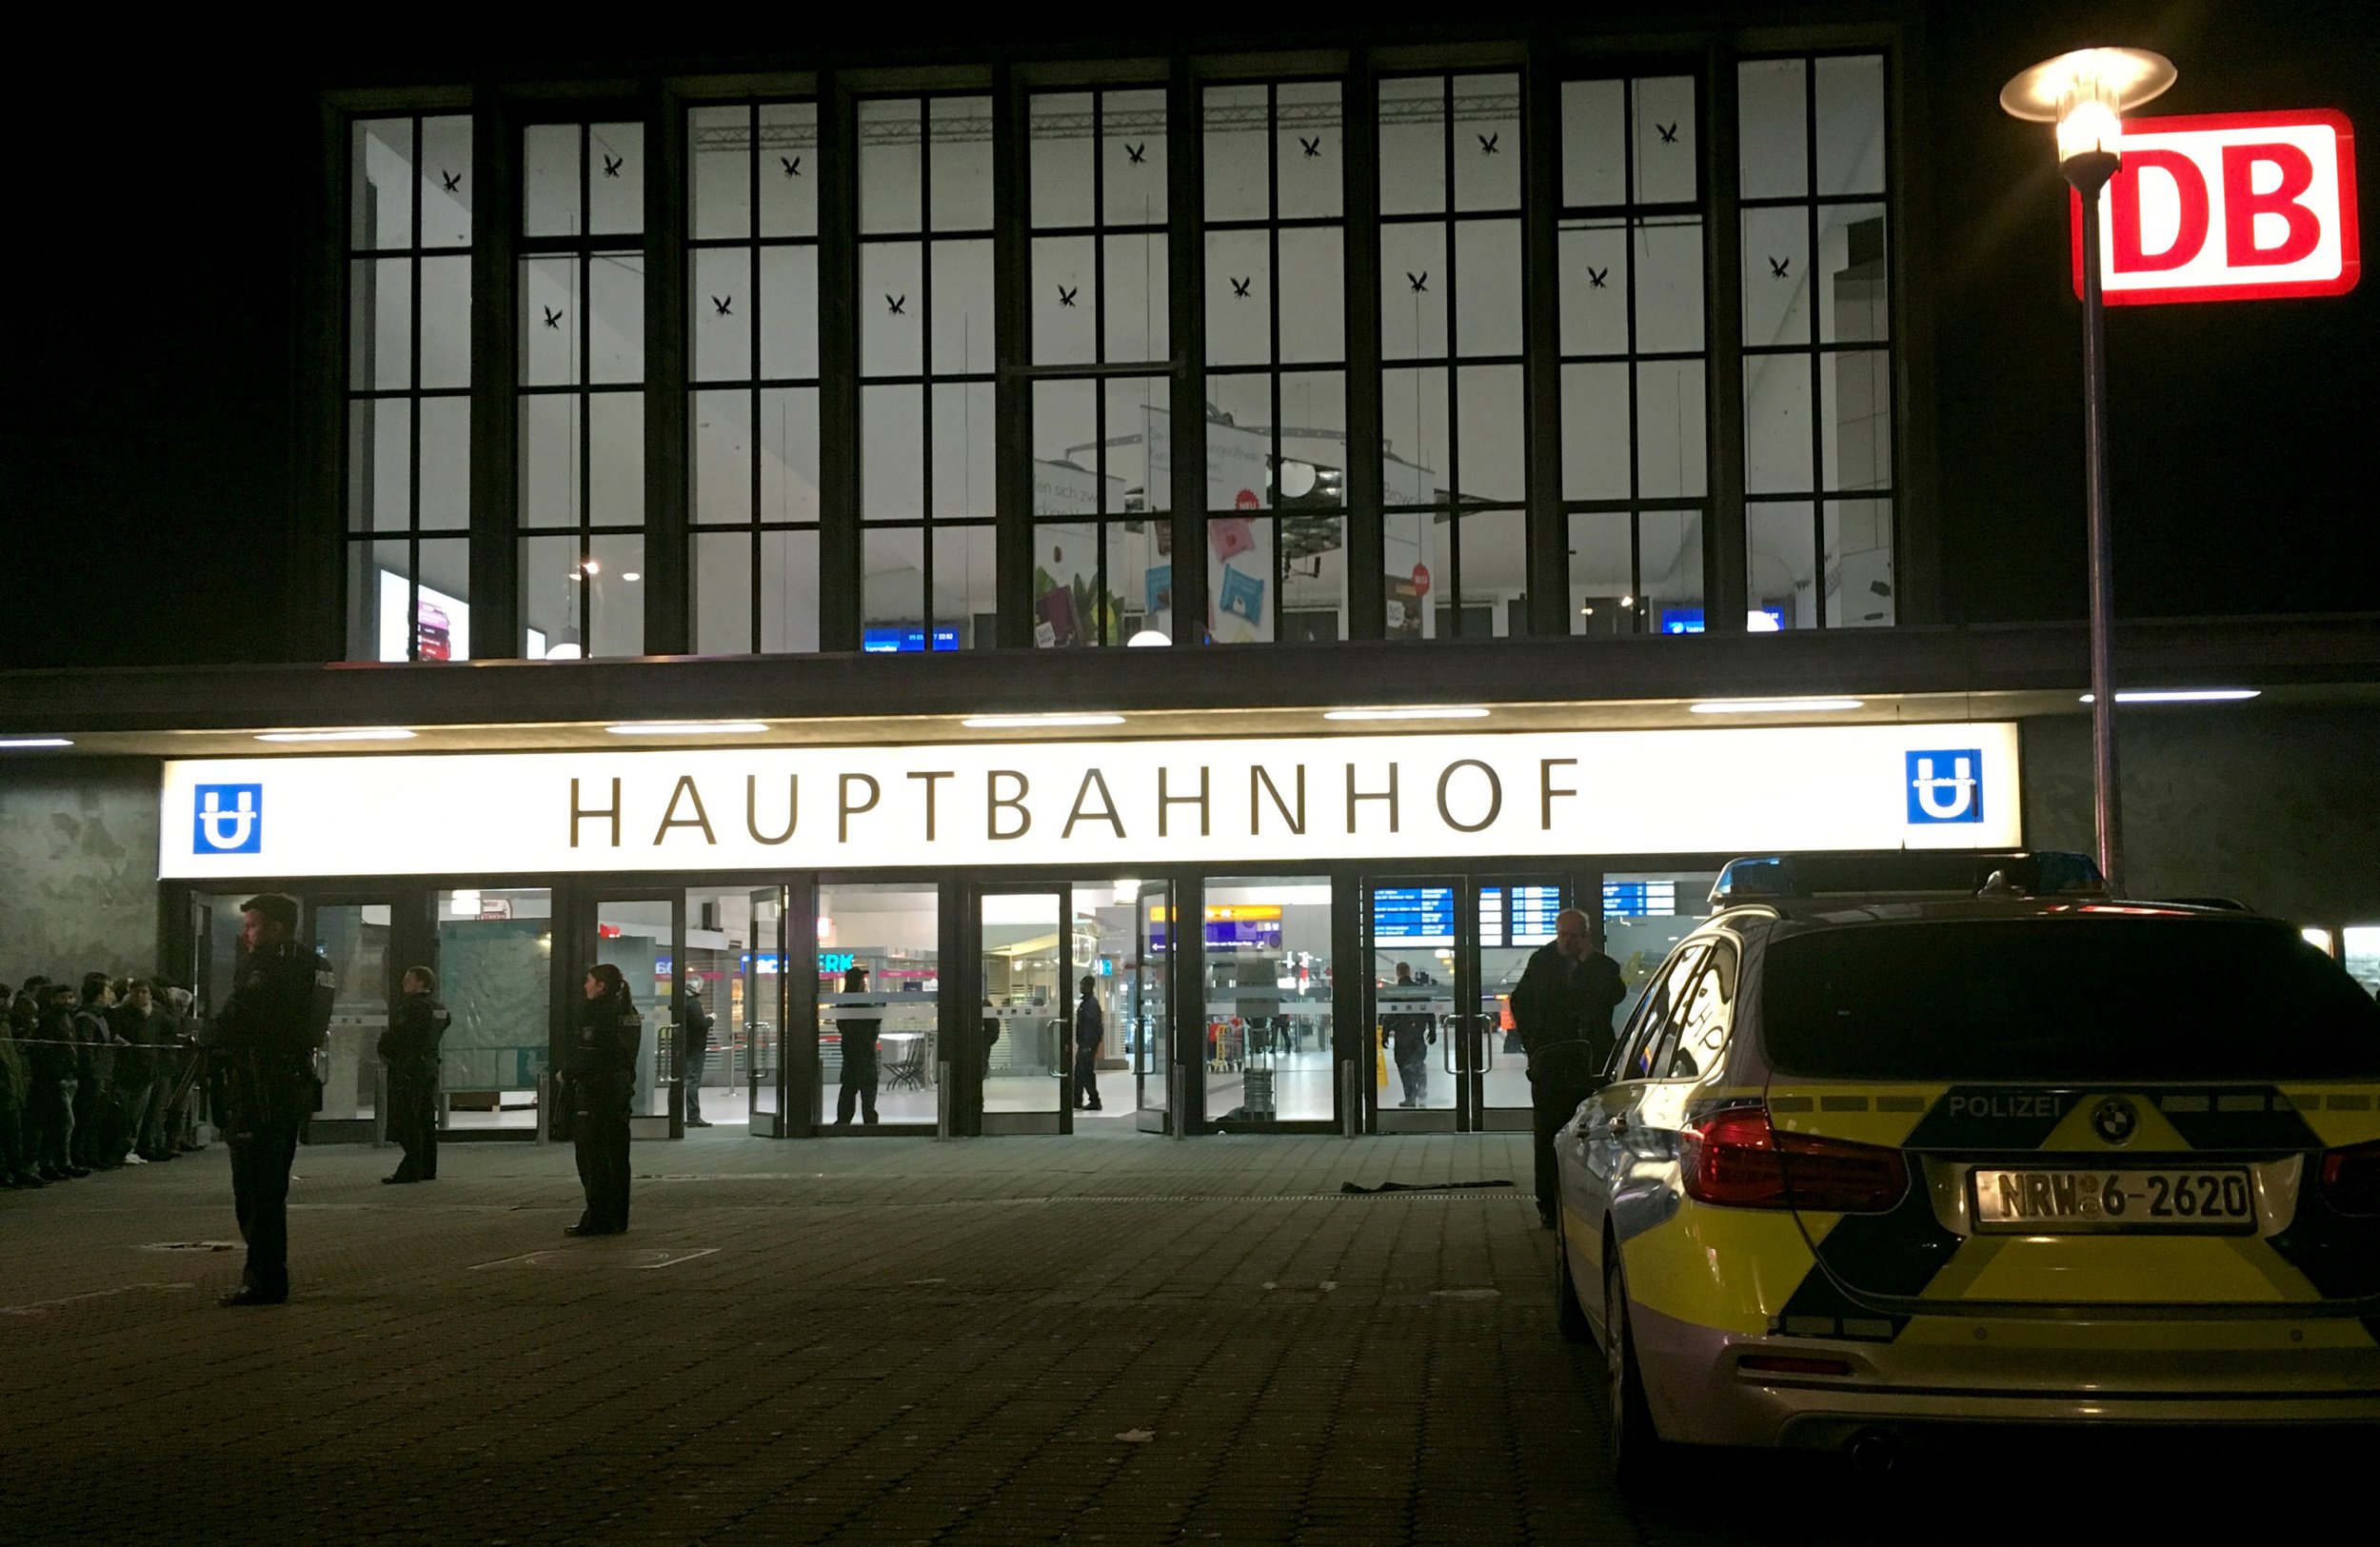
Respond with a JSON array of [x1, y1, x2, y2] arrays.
[[1126, 629, 1171, 647], [2077, 689, 2261, 704], [961, 713, 1126, 729], [1320, 706, 1490, 722], [1745, 610, 1784, 633], [0, 736, 73, 749], [622, 571, 643, 583], [544, 643, 585, 660], [1687, 698, 1864, 714], [254, 727, 419, 744], [606, 721, 769, 736]]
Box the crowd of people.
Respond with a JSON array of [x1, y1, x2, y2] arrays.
[[0, 972, 204, 1188]]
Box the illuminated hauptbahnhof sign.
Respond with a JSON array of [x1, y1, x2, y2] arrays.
[[162, 724, 2021, 879]]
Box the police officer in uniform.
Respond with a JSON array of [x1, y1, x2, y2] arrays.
[[198, 893, 334, 1305], [564, 963, 641, 1236], [377, 966, 450, 1183], [1510, 908, 1625, 1231]]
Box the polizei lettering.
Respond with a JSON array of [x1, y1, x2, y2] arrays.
[[1946, 1093, 2065, 1121]]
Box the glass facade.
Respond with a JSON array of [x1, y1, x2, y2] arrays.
[[332, 48, 1901, 661], [345, 114, 474, 663], [518, 119, 647, 659]]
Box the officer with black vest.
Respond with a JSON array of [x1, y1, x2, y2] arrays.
[[378, 966, 450, 1184], [564, 963, 642, 1236], [198, 893, 334, 1305]]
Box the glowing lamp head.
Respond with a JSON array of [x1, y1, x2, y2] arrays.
[[1999, 47, 2176, 172]]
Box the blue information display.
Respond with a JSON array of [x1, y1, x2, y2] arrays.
[[862, 625, 961, 653], [1506, 884, 1562, 942], [1373, 886, 1456, 943], [1603, 881, 1677, 918]]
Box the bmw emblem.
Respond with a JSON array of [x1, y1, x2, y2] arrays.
[[2091, 1098, 2138, 1147]]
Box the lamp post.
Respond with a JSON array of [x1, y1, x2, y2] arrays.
[[2000, 48, 2176, 897]]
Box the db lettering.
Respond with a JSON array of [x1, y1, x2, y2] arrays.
[[2074, 109, 2360, 305]]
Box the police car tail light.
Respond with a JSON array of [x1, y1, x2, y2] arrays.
[[1680, 1106, 1908, 1214], [2320, 1140, 2380, 1216]]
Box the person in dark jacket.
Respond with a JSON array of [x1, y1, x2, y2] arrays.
[[680, 982, 713, 1127], [29, 983, 83, 1180], [833, 964, 883, 1125], [378, 966, 450, 1184], [70, 974, 120, 1170], [564, 963, 641, 1236], [137, 980, 186, 1160], [197, 893, 336, 1304], [0, 981, 36, 1187], [1509, 908, 1626, 1231], [1382, 962, 1437, 1109], [107, 980, 158, 1167], [1072, 976, 1105, 1112]]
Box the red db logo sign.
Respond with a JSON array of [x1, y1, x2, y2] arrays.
[[2072, 109, 2359, 304]]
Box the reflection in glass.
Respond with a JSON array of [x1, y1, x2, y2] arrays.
[[313, 904, 391, 1123], [435, 887, 553, 1131]]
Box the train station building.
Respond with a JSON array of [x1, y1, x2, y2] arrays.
[[4, 3, 2377, 1142]]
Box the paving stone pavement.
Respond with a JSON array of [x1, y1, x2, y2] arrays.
[[0, 1131, 2364, 1546]]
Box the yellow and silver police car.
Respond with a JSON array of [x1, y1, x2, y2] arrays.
[[1553, 851, 2380, 1482]]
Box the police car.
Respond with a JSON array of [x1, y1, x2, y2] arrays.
[[1551, 851, 2380, 1482]]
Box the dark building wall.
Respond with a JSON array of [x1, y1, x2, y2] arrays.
[[2020, 704, 2380, 925], [0, 758, 164, 981], [1921, 0, 2380, 625]]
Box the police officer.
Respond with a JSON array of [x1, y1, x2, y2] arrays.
[[1510, 908, 1625, 1231], [198, 893, 334, 1305], [378, 966, 450, 1184], [833, 964, 883, 1126], [564, 963, 640, 1236]]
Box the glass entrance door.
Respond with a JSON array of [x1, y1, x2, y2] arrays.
[[677, 884, 785, 1135], [744, 886, 786, 1136], [1365, 876, 1575, 1134], [979, 887, 1067, 1134]]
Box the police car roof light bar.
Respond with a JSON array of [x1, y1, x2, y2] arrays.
[[1709, 851, 2107, 907]]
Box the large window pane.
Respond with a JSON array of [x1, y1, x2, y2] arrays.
[[1748, 501, 1816, 630], [759, 387, 822, 523], [819, 883, 942, 1127], [759, 527, 822, 653], [437, 888, 553, 1132], [694, 530, 754, 655], [758, 102, 819, 238], [1825, 500, 1895, 627], [1636, 360, 1707, 499], [1200, 878, 1335, 1126], [1568, 511, 1633, 634], [419, 396, 469, 529], [692, 389, 753, 526]]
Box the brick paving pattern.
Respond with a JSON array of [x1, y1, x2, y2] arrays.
[[0, 1132, 2361, 1545]]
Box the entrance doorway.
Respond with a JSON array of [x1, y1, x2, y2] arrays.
[[1363, 876, 1572, 1134]]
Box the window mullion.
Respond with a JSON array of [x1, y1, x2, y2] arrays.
[[1702, 48, 1749, 634]]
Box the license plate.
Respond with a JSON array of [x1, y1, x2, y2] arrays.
[[1971, 1167, 2255, 1232]]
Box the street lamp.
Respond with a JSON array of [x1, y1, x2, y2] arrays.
[[1999, 47, 2176, 896]]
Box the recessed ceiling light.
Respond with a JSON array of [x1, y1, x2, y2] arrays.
[[0, 736, 73, 749], [1687, 698, 1864, 714], [253, 727, 419, 744], [2077, 688, 2260, 704], [1319, 706, 1491, 722], [606, 722, 769, 736], [960, 714, 1126, 729]]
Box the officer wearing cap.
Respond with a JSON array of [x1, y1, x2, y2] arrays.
[[1511, 907, 1625, 1231], [197, 893, 334, 1305]]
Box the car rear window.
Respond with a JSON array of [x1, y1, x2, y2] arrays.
[[1760, 917, 2380, 1081]]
